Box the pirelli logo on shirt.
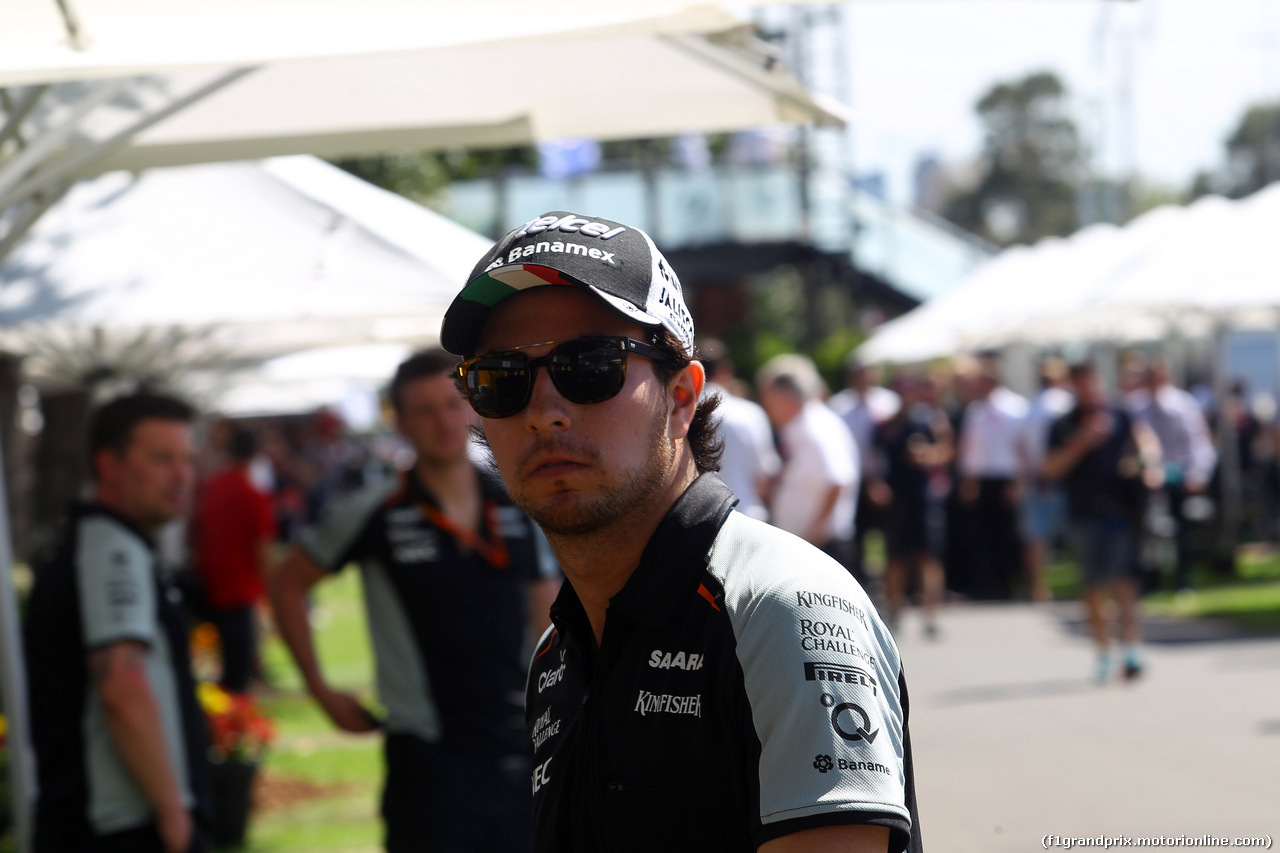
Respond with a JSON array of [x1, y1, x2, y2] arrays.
[[804, 661, 878, 695], [633, 690, 702, 718]]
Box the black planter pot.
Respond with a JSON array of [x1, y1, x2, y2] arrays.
[[208, 759, 258, 848]]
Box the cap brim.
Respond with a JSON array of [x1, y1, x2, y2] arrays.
[[441, 263, 660, 355]]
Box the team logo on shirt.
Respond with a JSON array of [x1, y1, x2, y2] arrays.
[[532, 757, 553, 795], [531, 707, 562, 751], [537, 651, 568, 693], [106, 554, 139, 619], [820, 693, 879, 744], [633, 690, 702, 718], [798, 619, 878, 667], [804, 662, 877, 695], [648, 649, 705, 670], [813, 753, 892, 777], [794, 590, 870, 630]]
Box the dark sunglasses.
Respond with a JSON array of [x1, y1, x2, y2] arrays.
[[457, 335, 672, 419]]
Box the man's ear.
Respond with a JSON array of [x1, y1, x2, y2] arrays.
[[668, 360, 705, 440]]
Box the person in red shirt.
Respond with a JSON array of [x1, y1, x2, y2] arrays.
[[193, 429, 277, 693]]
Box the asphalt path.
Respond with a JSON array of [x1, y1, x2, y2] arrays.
[[893, 602, 1280, 851]]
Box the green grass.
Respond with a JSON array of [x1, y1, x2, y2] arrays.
[[1046, 542, 1280, 634], [239, 568, 383, 853], [1144, 548, 1280, 633]]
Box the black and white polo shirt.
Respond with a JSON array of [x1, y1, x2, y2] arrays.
[[24, 503, 210, 837], [526, 474, 922, 852], [301, 466, 559, 757]]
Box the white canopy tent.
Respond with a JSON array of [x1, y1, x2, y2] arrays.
[[0, 154, 490, 364], [187, 342, 415, 428], [0, 3, 849, 261], [1000, 187, 1280, 345], [854, 191, 1268, 364]]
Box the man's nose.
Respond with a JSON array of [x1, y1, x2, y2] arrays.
[[523, 365, 572, 431]]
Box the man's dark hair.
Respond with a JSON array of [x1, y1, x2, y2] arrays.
[[1068, 362, 1096, 381], [228, 428, 258, 462], [88, 392, 196, 471], [653, 329, 724, 475], [390, 348, 459, 414]]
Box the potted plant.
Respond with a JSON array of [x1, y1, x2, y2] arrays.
[[198, 683, 275, 848], [0, 712, 11, 842]]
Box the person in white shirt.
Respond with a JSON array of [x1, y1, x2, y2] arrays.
[[1017, 358, 1075, 602], [830, 357, 901, 583], [955, 358, 1029, 600], [698, 339, 781, 521], [757, 354, 860, 566], [1130, 358, 1218, 591]]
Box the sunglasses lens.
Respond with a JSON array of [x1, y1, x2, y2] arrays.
[[549, 338, 627, 404], [462, 338, 635, 418], [464, 355, 533, 418]]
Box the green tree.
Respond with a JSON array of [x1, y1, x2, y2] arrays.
[[944, 71, 1083, 247], [1224, 102, 1280, 198], [333, 147, 538, 207]]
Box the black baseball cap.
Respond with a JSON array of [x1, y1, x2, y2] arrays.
[[440, 211, 695, 356]]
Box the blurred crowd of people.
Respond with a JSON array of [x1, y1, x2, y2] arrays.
[[704, 342, 1280, 660]]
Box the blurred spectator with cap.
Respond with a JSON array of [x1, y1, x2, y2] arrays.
[[954, 354, 1028, 599], [192, 427, 277, 693], [1129, 356, 1218, 591], [1017, 356, 1074, 603], [758, 353, 860, 565], [697, 338, 780, 521], [831, 355, 901, 584]]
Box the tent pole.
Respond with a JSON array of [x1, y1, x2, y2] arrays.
[[0, 428, 34, 853], [0, 67, 255, 211]]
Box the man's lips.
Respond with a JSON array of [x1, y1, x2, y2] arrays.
[[519, 445, 593, 479], [524, 454, 590, 479]]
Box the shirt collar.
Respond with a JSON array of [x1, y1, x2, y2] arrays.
[[72, 500, 156, 549], [548, 473, 739, 640], [608, 473, 738, 628]]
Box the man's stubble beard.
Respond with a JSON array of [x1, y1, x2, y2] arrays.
[[518, 406, 675, 537]]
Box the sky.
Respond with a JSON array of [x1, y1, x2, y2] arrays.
[[834, 0, 1280, 205]]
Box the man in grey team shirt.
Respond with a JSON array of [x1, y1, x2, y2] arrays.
[[25, 393, 210, 853], [442, 211, 922, 852], [271, 349, 559, 852]]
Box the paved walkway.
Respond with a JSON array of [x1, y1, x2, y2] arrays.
[[893, 602, 1280, 851]]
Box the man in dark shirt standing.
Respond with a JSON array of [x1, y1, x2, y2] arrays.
[[270, 349, 560, 853], [1044, 363, 1160, 683], [442, 211, 921, 852], [871, 374, 952, 638], [24, 393, 211, 853]]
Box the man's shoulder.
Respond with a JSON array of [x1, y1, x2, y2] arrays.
[[707, 513, 876, 618], [72, 506, 152, 564], [333, 474, 405, 517]]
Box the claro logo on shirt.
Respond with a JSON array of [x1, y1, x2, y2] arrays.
[[633, 690, 702, 718]]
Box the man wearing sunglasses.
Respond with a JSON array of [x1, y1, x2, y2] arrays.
[[441, 212, 922, 853]]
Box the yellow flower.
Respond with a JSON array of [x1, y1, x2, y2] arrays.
[[0, 713, 8, 740], [198, 682, 233, 716]]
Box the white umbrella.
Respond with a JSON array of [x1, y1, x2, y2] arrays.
[[0, 155, 489, 362], [855, 199, 1207, 363], [0, 6, 848, 221]]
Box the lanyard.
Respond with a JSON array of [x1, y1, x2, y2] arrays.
[[416, 498, 511, 570]]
